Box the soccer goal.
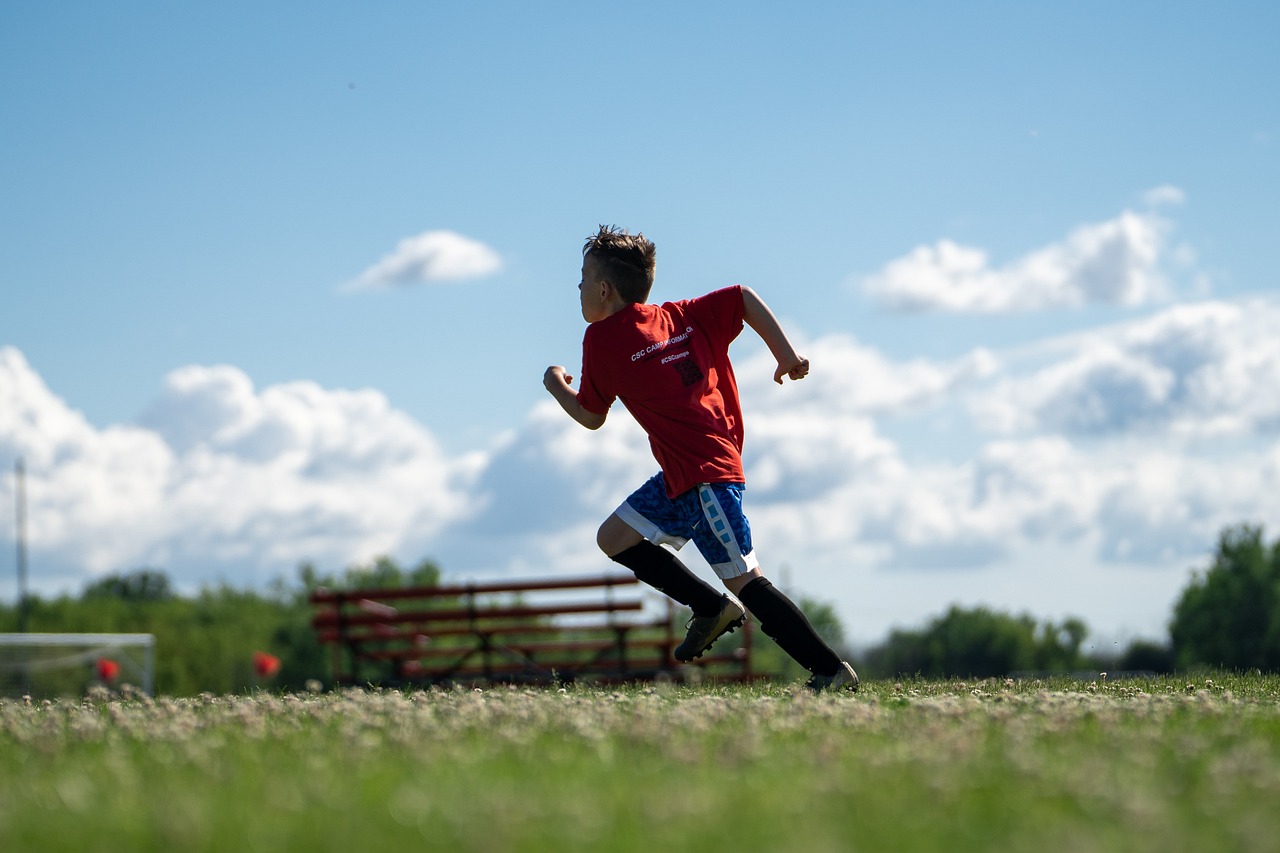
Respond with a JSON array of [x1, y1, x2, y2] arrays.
[[0, 633, 155, 699]]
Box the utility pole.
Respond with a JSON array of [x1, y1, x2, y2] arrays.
[[15, 458, 28, 633]]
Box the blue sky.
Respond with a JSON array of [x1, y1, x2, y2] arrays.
[[2, 2, 1278, 651]]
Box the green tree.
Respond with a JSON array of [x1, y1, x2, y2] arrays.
[[1170, 524, 1280, 671], [0, 557, 445, 696], [299, 555, 442, 592], [0, 572, 298, 695], [1117, 639, 1175, 674], [83, 569, 175, 602], [863, 606, 1090, 679]]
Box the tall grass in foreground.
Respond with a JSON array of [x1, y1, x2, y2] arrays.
[[3, 676, 1280, 852]]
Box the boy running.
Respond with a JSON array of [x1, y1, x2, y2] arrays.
[[543, 225, 858, 692]]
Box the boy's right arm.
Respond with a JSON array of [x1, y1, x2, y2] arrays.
[[741, 286, 810, 384], [543, 366, 607, 430]]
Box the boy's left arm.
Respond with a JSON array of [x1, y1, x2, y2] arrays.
[[741, 286, 810, 384]]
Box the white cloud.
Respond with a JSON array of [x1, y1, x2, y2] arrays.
[[726, 335, 995, 507], [1143, 184, 1187, 208], [425, 402, 657, 576], [974, 299, 1280, 437], [341, 229, 501, 292], [4, 299, 1278, 647], [861, 209, 1172, 313], [1, 348, 174, 581], [735, 334, 998, 419], [0, 348, 481, 587]]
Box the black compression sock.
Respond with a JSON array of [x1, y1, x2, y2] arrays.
[[610, 541, 725, 617], [738, 577, 842, 675]]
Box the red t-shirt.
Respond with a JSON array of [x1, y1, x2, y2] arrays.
[[576, 286, 746, 498]]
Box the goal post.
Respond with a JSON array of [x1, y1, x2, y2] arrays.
[[0, 633, 156, 698]]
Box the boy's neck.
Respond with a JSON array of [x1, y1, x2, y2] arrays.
[[600, 296, 634, 318]]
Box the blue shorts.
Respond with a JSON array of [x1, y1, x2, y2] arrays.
[[614, 473, 760, 579]]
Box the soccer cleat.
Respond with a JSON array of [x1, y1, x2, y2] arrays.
[[805, 661, 860, 693], [674, 597, 746, 662]]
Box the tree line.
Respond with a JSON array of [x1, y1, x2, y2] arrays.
[[857, 523, 1279, 678], [0, 557, 441, 696], [1, 523, 1277, 693]]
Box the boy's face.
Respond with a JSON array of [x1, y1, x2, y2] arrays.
[[579, 256, 610, 323]]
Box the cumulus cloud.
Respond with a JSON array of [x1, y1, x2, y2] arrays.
[[4, 292, 1278, 644], [861, 208, 1173, 313], [727, 334, 995, 505], [736, 334, 998, 419], [746, 424, 1280, 582], [0, 348, 481, 588], [341, 229, 501, 292], [705, 307, 1280, 587], [971, 438, 1280, 566], [1, 348, 174, 584], [426, 403, 656, 577], [974, 299, 1280, 437]]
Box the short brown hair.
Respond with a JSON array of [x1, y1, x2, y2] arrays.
[[583, 225, 656, 304]]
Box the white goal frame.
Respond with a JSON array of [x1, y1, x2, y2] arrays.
[[0, 633, 155, 697]]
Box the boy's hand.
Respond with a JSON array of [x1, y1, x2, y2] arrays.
[[544, 365, 574, 393], [544, 365, 607, 430], [774, 357, 810, 384]]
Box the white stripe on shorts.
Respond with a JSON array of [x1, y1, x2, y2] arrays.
[[697, 484, 760, 579]]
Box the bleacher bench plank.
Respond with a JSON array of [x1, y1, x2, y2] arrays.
[[309, 573, 758, 686]]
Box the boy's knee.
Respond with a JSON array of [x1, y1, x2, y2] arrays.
[[595, 522, 614, 555], [722, 569, 764, 597], [597, 514, 642, 557]]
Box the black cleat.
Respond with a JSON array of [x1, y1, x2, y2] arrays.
[[674, 597, 746, 662], [805, 661, 860, 693]]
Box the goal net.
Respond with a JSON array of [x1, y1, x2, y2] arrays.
[[0, 633, 155, 699]]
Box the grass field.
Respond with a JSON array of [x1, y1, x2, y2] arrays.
[[3, 675, 1280, 852]]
